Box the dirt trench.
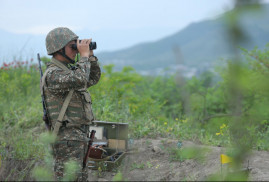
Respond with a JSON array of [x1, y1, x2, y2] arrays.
[[88, 138, 269, 181], [1, 138, 269, 181]]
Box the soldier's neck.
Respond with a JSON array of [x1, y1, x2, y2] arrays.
[[53, 55, 71, 65]]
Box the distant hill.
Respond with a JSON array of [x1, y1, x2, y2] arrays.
[[98, 4, 269, 76]]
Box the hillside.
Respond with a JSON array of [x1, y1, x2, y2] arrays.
[[88, 139, 269, 181], [1, 4, 268, 76], [1, 28, 269, 181], [98, 4, 269, 75]]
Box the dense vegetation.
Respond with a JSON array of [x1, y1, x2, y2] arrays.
[[0, 44, 269, 180]]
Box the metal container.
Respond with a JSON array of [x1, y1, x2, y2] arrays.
[[88, 121, 128, 171]]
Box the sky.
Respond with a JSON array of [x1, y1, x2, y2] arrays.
[[0, 0, 266, 62]]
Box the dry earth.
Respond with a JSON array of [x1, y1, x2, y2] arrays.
[[88, 138, 269, 181], [1, 138, 269, 181]]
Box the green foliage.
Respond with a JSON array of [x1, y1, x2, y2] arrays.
[[207, 171, 249, 181], [130, 162, 145, 170], [0, 61, 42, 128], [2, 46, 269, 151], [146, 161, 153, 168], [112, 171, 124, 181], [169, 146, 210, 163], [2, 44, 269, 180], [32, 167, 54, 181], [31, 132, 58, 181], [90, 64, 169, 138], [62, 160, 80, 181]]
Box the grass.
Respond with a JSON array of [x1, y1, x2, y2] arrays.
[[2, 47, 269, 180]]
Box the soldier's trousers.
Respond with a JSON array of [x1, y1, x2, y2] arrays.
[[53, 140, 88, 181]]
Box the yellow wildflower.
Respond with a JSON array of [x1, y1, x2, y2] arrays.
[[220, 124, 226, 129], [182, 118, 188, 123]]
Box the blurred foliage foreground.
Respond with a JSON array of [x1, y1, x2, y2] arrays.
[[1, 45, 269, 180]]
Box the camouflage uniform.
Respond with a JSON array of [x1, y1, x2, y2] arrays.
[[43, 27, 101, 181]]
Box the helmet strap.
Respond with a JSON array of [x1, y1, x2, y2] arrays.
[[58, 47, 76, 64]]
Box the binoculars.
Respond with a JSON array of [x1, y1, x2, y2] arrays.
[[71, 41, 97, 50]]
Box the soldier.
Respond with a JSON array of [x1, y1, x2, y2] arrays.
[[42, 27, 101, 181]]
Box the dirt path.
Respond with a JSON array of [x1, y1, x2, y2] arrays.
[[88, 138, 269, 181]]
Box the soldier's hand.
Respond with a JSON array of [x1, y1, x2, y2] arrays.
[[77, 39, 91, 57]]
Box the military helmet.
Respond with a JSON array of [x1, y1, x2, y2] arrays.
[[46, 27, 78, 55]]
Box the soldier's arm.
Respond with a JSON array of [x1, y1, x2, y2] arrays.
[[75, 39, 101, 88], [46, 66, 88, 94], [77, 56, 101, 88]]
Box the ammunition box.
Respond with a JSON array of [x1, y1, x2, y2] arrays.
[[88, 121, 128, 171]]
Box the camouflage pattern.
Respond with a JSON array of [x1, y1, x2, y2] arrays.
[[42, 56, 101, 180], [43, 57, 101, 140], [46, 27, 78, 55], [53, 140, 87, 181]]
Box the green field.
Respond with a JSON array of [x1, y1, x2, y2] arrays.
[[1, 45, 269, 180]]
